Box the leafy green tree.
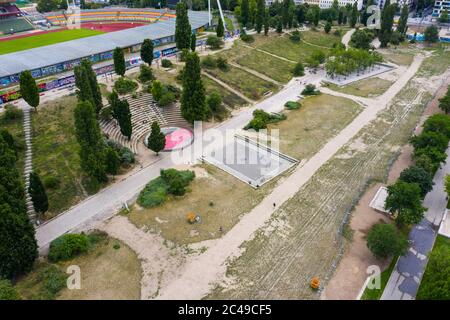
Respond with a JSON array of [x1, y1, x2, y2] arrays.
[[28, 172, 48, 215], [379, 2, 396, 47], [397, 5, 409, 34], [0, 279, 21, 300], [423, 113, 450, 138], [439, 9, 449, 23], [190, 32, 197, 51], [206, 91, 223, 113], [399, 165, 433, 197], [140, 39, 154, 66], [424, 25, 439, 43], [206, 35, 224, 49], [19, 70, 39, 111], [350, 29, 373, 50], [293, 61, 305, 76], [241, 0, 250, 27], [350, 2, 358, 27], [386, 181, 427, 226], [74, 63, 94, 107], [175, 2, 191, 50], [439, 94, 450, 114], [255, 0, 265, 33], [410, 131, 448, 152], [73, 101, 107, 183], [181, 52, 209, 124], [361, 0, 374, 26], [81, 59, 103, 113], [151, 80, 164, 102], [276, 17, 283, 33], [324, 21, 332, 34], [138, 64, 154, 83], [0, 136, 37, 280], [217, 17, 225, 37], [113, 47, 126, 77], [0, 129, 17, 157], [445, 174, 450, 198], [366, 223, 408, 259], [111, 96, 132, 140], [147, 121, 166, 155], [105, 147, 120, 175]]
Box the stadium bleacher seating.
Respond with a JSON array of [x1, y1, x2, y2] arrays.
[[0, 2, 34, 35], [45, 8, 176, 26]]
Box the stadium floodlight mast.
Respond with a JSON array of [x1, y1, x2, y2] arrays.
[[208, 0, 227, 31]]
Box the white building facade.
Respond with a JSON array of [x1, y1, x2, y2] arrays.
[[432, 0, 450, 19], [264, 0, 363, 10]]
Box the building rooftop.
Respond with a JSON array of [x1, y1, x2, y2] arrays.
[[0, 10, 209, 78]]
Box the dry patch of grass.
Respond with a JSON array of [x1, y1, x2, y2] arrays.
[[324, 77, 394, 98], [301, 30, 341, 48], [267, 94, 362, 159], [381, 51, 414, 66], [202, 76, 247, 108], [127, 164, 274, 245], [57, 236, 141, 300]]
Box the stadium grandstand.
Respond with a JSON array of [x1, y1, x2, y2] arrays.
[[0, 0, 34, 35], [0, 10, 209, 87]]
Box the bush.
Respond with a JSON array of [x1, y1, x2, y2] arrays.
[[301, 84, 320, 96], [244, 109, 286, 131], [106, 139, 135, 167], [32, 263, 67, 300], [161, 59, 173, 68], [48, 233, 90, 262], [99, 106, 112, 121], [138, 64, 154, 83], [158, 91, 176, 106], [292, 62, 305, 77], [216, 57, 229, 71], [240, 33, 254, 43], [137, 177, 168, 208], [113, 77, 138, 95], [43, 176, 61, 189], [366, 223, 408, 259], [284, 101, 301, 110], [206, 35, 224, 49], [0, 279, 21, 300], [289, 30, 301, 42], [1, 105, 23, 122], [160, 168, 195, 196], [201, 56, 217, 69]]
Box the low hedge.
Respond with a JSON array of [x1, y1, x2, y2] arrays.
[[48, 233, 90, 262]]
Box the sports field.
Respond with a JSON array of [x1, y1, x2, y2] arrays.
[[0, 28, 104, 55]]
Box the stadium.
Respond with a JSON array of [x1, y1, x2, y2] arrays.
[[0, 2, 210, 89]]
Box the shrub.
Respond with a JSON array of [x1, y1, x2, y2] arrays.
[[99, 106, 112, 121], [33, 264, 67, 300], [292, 62, 305, 77], [216, 57, 229, 71], [366, 223, 408, 259], [137, 177, 168, 208], [206, 35, 224, 49], [138, 64, 154, 83], [113, 77, 138, 95], [301, 84, 320, 96], [289, 31, 301, 42], [48, 233, 90, 262], [43, 176, 61, 189], [161, 59, 173, 68], [158, 91, 176, 106], [240, 33, 254, 43], [207, 91, 223, 113], [284, 101, 301, 110], [0, 279, 21, 300], [160, 168, 195, 196], [244, 109, 286, 131], [1, 105, 23, 122], [201, 55, 217, 69]]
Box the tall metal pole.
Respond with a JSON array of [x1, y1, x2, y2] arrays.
[[208, 0, 211, 26], [216, 0, 227, 31]]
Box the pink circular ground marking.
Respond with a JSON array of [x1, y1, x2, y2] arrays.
[[162, 127, 193, 151]]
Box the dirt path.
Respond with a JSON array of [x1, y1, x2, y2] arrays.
[[155, 54, 425, 300], [341, 29, 355, 48], [98, 215, 186, 300], [229, 62, 282, 86], [202, 71, 256, 104]]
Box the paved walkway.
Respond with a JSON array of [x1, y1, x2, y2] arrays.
[[381, 146, 450, 300]]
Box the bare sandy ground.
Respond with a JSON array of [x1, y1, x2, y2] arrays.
[[321, 72, 450, 300], [154, 54, 426, 300]]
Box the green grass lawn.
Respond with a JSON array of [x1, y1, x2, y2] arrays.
[[301, 30, 342, 48], [0, 29, 104, 55], [249, 33, 330, 62], [416, 235, 450, 300], [202, 75, 247, 108], [324, 77, 393, 98], [204, 63, 279, 100], [361, 257, 398, 300]]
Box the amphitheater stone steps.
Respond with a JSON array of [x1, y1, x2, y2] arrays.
[[22, 108, 37, 223]]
